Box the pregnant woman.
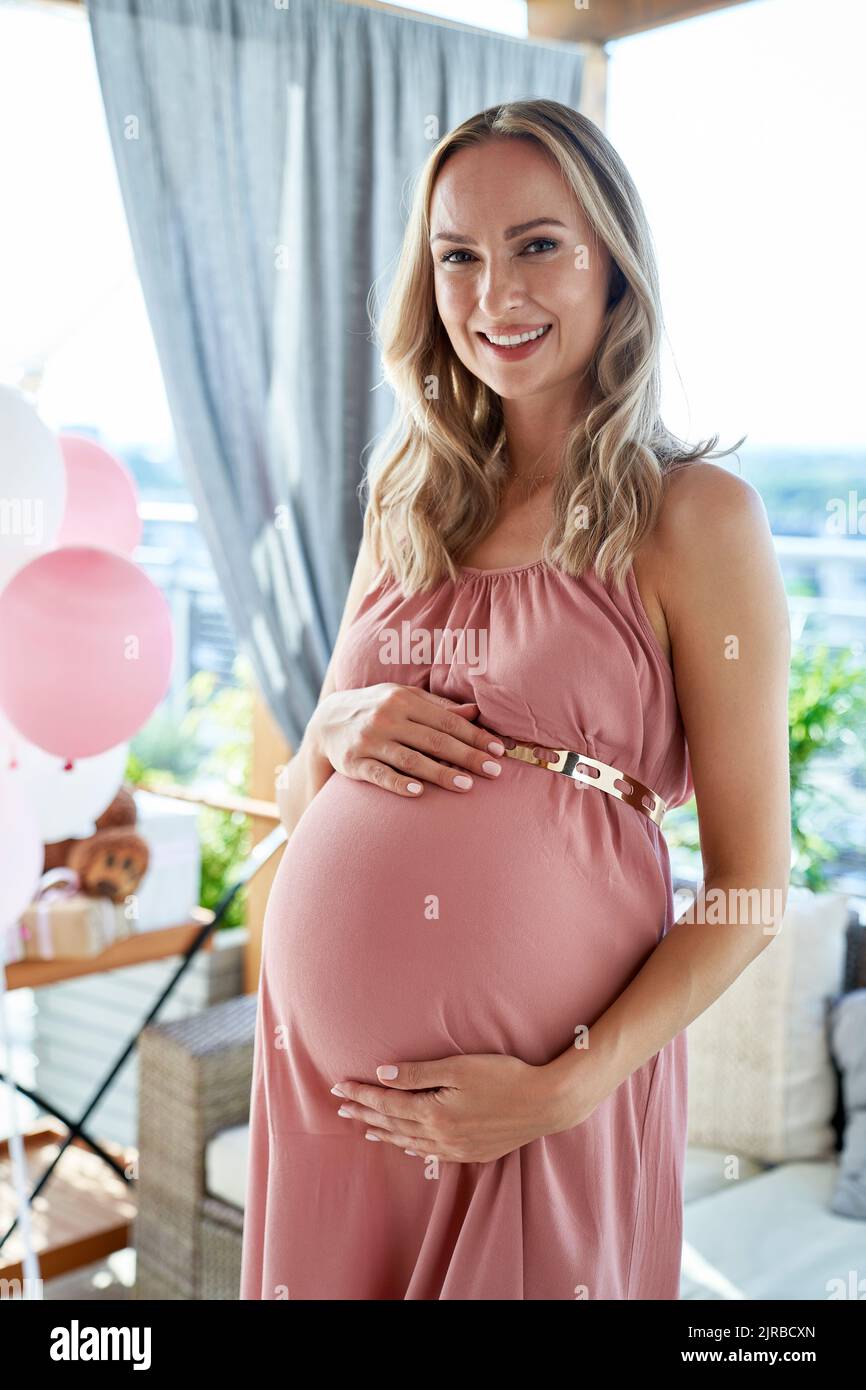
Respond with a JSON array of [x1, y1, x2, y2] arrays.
[[240, 99, 791, 1301]]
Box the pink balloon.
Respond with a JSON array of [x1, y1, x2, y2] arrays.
[[0, 547, 173, 761], [56, 435, 142, 556]]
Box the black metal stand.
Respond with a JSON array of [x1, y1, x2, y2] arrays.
[[0, 822, 287, 1252]]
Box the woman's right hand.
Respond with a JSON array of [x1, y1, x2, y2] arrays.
[[309, 683, 506, 797]]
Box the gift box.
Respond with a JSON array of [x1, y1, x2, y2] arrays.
[[17, 869, 132, 960]]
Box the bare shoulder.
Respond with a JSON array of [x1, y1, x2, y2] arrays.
[[653, 461, 777, 588], [652, 460, 788, 655], [631, 460, 778, 664], [656, 460, 767, 540]]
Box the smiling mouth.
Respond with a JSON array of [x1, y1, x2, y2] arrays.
[[477, 324, 553, 348]]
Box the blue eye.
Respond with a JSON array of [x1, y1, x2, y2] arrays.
[[438, 238, 558, 265]]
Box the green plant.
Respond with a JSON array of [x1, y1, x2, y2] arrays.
[[659, 642, 866, 894], [128, 656, 255, 929], [788, 643, 866, 892], [197, 803, 252, 930]]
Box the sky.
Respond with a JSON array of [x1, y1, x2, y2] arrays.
[[0, 0, 176, 451], [0, 0, 863, 453], [607, 0, 866, 452]]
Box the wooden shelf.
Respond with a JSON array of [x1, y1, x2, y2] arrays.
[[4, 908, 216, 992], [133, 779, 280, 822]]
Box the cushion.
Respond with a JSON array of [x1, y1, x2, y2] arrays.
[[685, 886, 849, 1163], [683, 1146, 766, 1204], [681, 1158, 860, 1300], [828, 990, 866, 1219], [205, 1123, 249, 1210]]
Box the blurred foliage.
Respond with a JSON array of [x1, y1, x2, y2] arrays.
[[124, 707, 201, 784], [786, 576, 820, 599], [663, 642, 866, 895], [787, 643, 866, 893], [128, 656, 255, 929]]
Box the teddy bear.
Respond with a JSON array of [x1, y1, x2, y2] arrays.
[[42, 784, 151, 905]]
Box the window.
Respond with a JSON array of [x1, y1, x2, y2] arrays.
[[0, 0, 248, 790], [608, 0, 866, 893]]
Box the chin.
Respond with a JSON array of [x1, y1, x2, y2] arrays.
[[485, 372, 554, 401]]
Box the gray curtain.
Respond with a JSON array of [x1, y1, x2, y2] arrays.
[[87, 0, 583, 746]]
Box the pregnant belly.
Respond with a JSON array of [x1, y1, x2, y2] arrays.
[[261, 767, 668, 1084]]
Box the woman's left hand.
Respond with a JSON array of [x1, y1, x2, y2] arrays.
[[330, 1052, 593, 1164]]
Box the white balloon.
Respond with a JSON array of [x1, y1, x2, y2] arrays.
[[0, 385, 66, 593], [0, 710, 128, 843], [0, 766, 43, 929]]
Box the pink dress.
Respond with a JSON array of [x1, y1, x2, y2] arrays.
[[240, 558, 693, 1300]]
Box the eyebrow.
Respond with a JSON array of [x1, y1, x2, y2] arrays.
[[429, 217, 567, 246]]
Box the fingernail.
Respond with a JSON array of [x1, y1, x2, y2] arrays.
[[453, 775, 472, 789], [330, 1085, 346, 1097], [337, 1106, 352, 1117], [488, 740, 505, 755], [365, 1132, 382, 1141], [407, 782, 422, 794], [377, 1064, 399, 1080], [482, 760, 501, 776], [404, 1149, 419, 1156]]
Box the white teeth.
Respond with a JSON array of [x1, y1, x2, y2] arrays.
[[483, 325, 551, 347]]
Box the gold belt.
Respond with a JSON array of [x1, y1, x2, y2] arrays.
[[500, 740, 667, 828]]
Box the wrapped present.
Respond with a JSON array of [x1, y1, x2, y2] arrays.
[[18, 868, 132, 960]]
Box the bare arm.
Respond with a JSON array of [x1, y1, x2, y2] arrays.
[[274, 537, 380, 836]]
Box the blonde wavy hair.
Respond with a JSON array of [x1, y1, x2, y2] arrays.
[[362, 98, 741, 593]]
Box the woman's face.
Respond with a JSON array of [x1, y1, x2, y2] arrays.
[[429, 137, 613, 402]]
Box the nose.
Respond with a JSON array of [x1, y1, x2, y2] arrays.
[[477, 255, 526, 321]]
